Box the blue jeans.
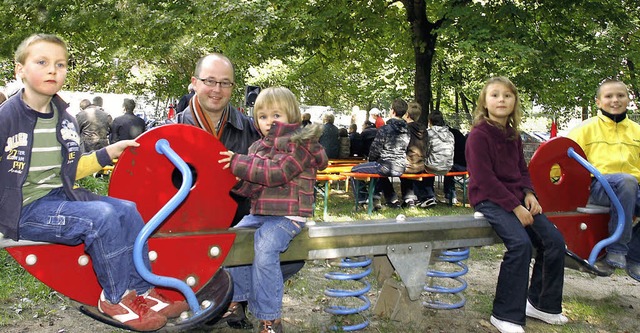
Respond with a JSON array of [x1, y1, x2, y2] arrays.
[[227, 215, 304, 320], [443, 164, 467, 199], [351, 162, 400, 203], [475, 201, 565, 325], [588, 174, 640, 255], [18, 188, 152, 304]]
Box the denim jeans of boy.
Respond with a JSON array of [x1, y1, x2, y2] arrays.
[[475, 200, 565, 325], [227, 214, 303, 320], [18, 188, 152, 304], [351, 162, 400, 203], [414, 176, 435, 201], [443, 164, 467, 199], [588, 173, 640, 255]]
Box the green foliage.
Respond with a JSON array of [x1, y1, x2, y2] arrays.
[[0, 0, 638, 127], [76, 175, 110, 195], [0, 251, 55, 325]]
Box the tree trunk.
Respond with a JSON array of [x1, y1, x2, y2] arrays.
[[402, 0, 443, 125]]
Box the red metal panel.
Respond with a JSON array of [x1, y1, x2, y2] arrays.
[[108, 124, 238, 232], [528, 137, 591, 212], [547, 213, 609, 260], [6, 233, 235, 305]]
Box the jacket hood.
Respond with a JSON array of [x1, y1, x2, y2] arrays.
[[407, 122, 426, 140], [269, 122, 326, 167], [385, 118, 408, 134]]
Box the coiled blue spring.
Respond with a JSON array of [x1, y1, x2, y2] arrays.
[[423, 248, 470, 309], [324, 256, 372, 331]]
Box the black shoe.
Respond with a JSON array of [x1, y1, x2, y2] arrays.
[[386, 201, 402, 209], [594, 258, 615, 277], [211, 301, 253, 330], [402, 200, 416, 208], [419, 197, 437, 208]]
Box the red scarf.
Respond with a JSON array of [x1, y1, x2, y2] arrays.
[[189, 96, 229, 139]]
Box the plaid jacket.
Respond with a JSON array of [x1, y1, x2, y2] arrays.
[[230, 122, 328, 217]]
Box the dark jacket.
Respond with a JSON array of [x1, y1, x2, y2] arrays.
[[177, 104, 260, 155], [368, 118, 410, 176], [76, 105, 112, 152], [230, 122, 328, 217], [0, 91, 111, 240], [466, 120, 533, 212], [349, 132, 363, 157], [405, 121, 428, 174], [360, 127, 377, 158], [319, 123, 340, 159], [109, 113, 146, 142], [176, 91, 195, 114], [450, 127, 467, 167]]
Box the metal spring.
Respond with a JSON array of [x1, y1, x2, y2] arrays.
[[423, 247, 470, 309], [324, 256, 372, 331]]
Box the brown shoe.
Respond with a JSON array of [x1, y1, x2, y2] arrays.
[[98, 290, 167, 331], [221, 302, 254, 329], [258, 318, 283, 333], [142, 288, 190, 319]]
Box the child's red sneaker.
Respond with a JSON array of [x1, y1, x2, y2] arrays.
[[143, 288, 190, 319], [98, 290, 167, 331]]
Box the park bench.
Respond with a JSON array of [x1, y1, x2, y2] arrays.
[[340, 170, 469, 214]]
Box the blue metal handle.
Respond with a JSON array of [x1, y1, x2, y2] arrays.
[[567, 147, 625, 265], [133, 139, 203, 315]]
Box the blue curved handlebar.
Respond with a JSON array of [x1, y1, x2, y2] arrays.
[[567, 147, 625, 265], [133, 139, 204, 316]]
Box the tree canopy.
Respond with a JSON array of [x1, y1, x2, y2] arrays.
[[1, 0, 638, 126]]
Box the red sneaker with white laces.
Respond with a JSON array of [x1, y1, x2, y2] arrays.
[[98, 290, 167, 332], [143, 288, 190, 319]]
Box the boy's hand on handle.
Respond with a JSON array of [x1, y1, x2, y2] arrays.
[[106, 140, 140, 160], [219, 150, 235, 170], [524, 192, 542, 215], [513, 205, 534, 226]]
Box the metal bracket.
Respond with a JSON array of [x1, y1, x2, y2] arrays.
[[386, 242, 433, 301]]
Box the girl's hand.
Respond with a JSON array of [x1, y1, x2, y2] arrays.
[[106, 140, 139, 159], [524, 192, 542, 215], [219, 150, 235, 170], [513, 205, 534, 226]]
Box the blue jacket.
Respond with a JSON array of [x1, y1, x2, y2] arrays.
[[0, 91, 112, 240]]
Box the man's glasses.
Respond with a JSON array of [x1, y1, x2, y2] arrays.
[[195, 77, 235, 88]]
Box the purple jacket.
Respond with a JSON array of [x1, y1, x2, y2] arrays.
[[465, 120, 533, 212], [230, 122, 328, 217]]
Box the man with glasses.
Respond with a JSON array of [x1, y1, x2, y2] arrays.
[[177, 53, 260, 228], [178, 53, 303, 330]]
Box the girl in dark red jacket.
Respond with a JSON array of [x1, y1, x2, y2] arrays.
[[219, 87, 328, 333], [466, 77, 567, 333]]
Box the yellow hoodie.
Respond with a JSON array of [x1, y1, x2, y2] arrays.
[[567, 114, 640, 181]]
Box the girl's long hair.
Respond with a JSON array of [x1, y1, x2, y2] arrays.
[[473, 76, 522, 139]]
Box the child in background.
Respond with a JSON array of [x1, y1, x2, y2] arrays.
[[0, 34, 187, 332], [219, 87, 328, 333], [351, 99, 409, 209], [338, 127, 351, 158], [414, 111, 454, 208], [399, 101, 427, 207], [567, 79, 640, 279], [466, 77, 567, 333]]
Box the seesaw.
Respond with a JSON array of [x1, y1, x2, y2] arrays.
[[0, 125, 623, 331]]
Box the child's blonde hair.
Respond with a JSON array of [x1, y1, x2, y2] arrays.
[[253, 87, 301, 124], [473, 76, 522, 136], [596, 78, 628, 99], [15, 34, 68, 65], [406, 102, 422, 121]]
